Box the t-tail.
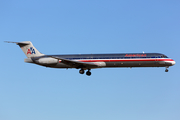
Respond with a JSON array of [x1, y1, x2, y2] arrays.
[[5, 41, 44, 58]]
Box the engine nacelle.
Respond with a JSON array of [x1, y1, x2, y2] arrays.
[[36, 57, 58, 65]]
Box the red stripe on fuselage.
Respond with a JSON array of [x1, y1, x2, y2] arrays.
[[78, 58, 174, 62], [157, 59, 174, 61]]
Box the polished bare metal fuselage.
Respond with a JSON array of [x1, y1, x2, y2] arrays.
[[27, 53, 175, 69]]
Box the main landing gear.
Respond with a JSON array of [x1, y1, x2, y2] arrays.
[[86, 70, 91, 76], [79, 69, 91, 76], [79, 69, 85, 74], [165, 67, 169, 72]]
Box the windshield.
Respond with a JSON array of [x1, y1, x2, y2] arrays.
[[161, 55, 168, 58]]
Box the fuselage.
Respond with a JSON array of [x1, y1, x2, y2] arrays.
[[27, 53, 175, 69]]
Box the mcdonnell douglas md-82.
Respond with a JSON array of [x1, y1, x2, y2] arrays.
[[6, 41, 176, 76]]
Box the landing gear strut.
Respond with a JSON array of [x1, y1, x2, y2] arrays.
[[165, 67, 169, 72], [86, 69, 91, 76]]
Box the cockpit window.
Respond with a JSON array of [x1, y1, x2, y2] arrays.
[[161, 55, 168, 58]]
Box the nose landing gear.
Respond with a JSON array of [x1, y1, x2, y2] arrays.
[[165, 67, 169, 72]]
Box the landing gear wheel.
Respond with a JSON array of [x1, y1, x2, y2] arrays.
[[79, 69, 84, 74], [165, 66, 169, 72], [86, 71, 91, 76]]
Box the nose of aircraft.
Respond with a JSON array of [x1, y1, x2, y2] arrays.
[[171, 60, 176, 65]]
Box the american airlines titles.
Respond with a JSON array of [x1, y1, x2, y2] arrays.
[[125, 54, 146, 57]]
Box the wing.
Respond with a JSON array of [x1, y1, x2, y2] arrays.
[[50, 56, 98, 69]]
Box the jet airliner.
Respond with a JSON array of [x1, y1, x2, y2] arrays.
[[6, 41, 176, 76]]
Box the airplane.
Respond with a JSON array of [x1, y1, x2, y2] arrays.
[[5, 41, 176, 76]]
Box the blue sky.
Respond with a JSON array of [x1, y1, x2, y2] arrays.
[[0, 0, 180, 120]]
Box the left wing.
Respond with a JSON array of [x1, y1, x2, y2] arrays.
[[50, 56, 98, 69]]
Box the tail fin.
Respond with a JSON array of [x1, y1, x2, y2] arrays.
[[5, 41, 44, 58]]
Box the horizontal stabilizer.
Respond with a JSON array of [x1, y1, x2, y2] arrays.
[[5, 41, 30, 47]]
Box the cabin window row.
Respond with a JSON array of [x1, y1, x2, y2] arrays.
[[65, 56, 164, 60]]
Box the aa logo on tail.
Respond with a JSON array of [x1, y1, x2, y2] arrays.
[[27, 47, 36, 54]]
